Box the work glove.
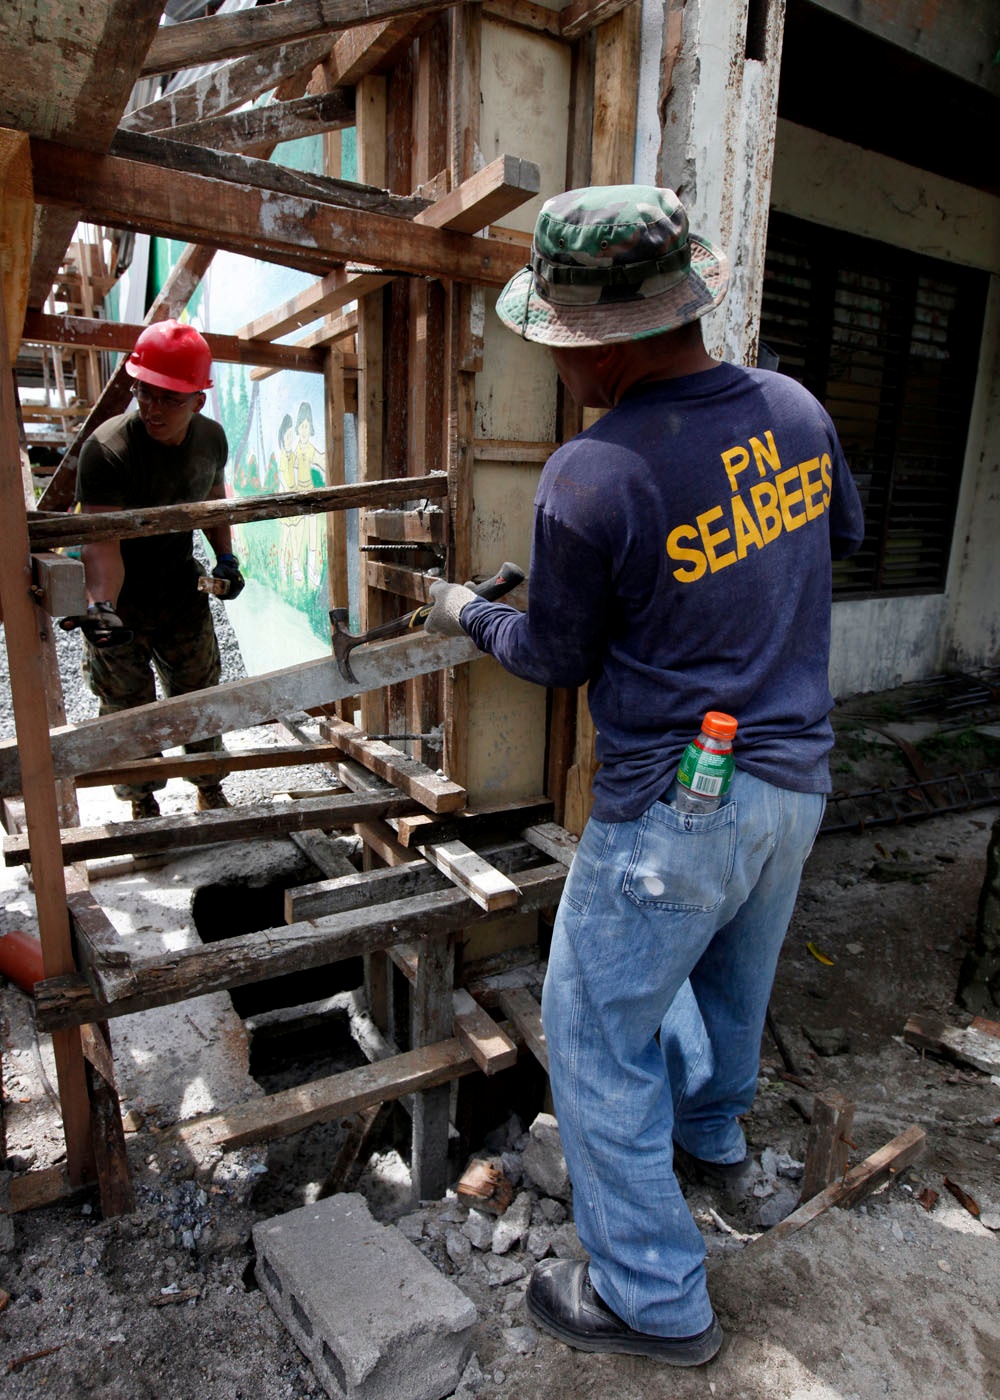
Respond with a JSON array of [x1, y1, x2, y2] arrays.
[[423, 579, 479, 637], [58, 601, 134, 648], [211, 552, 245, 600]]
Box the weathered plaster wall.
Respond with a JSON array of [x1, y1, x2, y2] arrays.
[[773, 119, 1000, 693]]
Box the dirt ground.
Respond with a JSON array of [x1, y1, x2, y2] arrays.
[[1, 671, 1000, 1400]]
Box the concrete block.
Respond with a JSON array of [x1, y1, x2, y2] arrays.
[[253, 1193, 477, 1400]]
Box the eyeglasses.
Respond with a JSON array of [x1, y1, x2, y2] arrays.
[[130, 383, 197, 409]]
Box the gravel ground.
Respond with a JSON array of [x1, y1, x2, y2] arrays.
[[2, 615, 1000, 1398]]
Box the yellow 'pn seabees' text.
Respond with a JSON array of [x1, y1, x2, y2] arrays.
[[666, 430, 831, 583]]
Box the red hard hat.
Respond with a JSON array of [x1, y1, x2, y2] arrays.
[[126, 319, 213, 393]]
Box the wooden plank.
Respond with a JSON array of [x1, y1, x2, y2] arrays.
[[473, 438, 558, 463], [481, 0, 563, 36], [3, 792, 421, 867], [164, 90, 356, 155], [0, 628, 486, 797], [110, 130, 432, 220], [234, 152, 537, 344], [30, 139, 528, 289], [0, 269, 91, 1184], [77, 743, 349, 788], [22, 311, 325, 374], [322, 15, 431, 85], [64, 869, 139, 1001], [322, 717, 466, 812], [394, 796, 554, 847], [361, 507, 446, 545], [452, 988, 518, 1074], [560, 0, 636, 41], [35, 863, 568, 1031], [521, 821, 579, 867], [123, 36, 339, 134], [799, 1089, 855, 1204], [903, 1013, 1000, 1075], [353, 819, 424, 868], [288, 831, 358, 880], [498, 987, 548, 1072], [142, 0, 460, 77], [416, 839, 521, 913], [285, 837, 539, 919], [27, 473, 448, 551], [173, 1038, 479, 1152], [80, 1022, 134, 1218], [757, 1125, 927, 1249]]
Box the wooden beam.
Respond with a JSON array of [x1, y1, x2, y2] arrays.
[[4, 792, 421, 867], [27, 472, 447, 551], [30, 139, 528, 288], [34, 863, 568, 1031], [560, 0, 637, 41], [322, 16, 430, 85], [903, 1013, 1000, 1075], [521, 821, 579, 867], [142, 0, 461, 77], [481, 0, 562, 36], [452, 988, 518, 1074], [799, 1089, 856, 1204], [0, 269, 91, 1182], [394, 796, 554, 848], [0, 628, 486, 796], [497, 987, 548, 1072], [361, 507, 446, 545], [234, 152, 538, 343], [284, 838, 539, 920], [76, 743, 348, 788], [321, 717, 466, 812], [22, 311, 325, 375], [80, 1022, 134, 1217], [415, 839, 521, 913], [123, 36, 340, 134], [110, 130, 431, 220], [30, 552, 87, 617], [65, 868, 139, 1004], [756, 1126, 927, 1249], [173, 1038, 479, 1153], [164, 90, 355, 157]]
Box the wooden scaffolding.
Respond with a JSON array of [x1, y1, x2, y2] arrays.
[[0, 0, 645, 1214]]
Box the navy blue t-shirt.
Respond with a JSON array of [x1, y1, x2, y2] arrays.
[[462, 362, 865, 822]]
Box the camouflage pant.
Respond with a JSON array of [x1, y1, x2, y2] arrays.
[[83, 588, 222, 799]]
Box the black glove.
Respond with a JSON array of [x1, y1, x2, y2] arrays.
[[58, 601, 134, 648], [212, 552, 245, 600]]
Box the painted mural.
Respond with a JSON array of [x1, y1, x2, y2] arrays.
[[145, 128, 359, 674]]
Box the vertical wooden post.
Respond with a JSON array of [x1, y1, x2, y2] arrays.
[[0, 269, 92, 1184], [410, 933, 455, 1201], [800, 1089, 856, 1204]]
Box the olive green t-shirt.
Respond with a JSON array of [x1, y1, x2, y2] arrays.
[[76, 410, 228, 592]]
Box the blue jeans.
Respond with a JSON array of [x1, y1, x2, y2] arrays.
[[541, 770, 824, 1336]]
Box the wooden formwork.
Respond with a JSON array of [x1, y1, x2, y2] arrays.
[[0, 0, 643, 1213]]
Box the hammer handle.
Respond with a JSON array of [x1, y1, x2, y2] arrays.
[[412, 560, 525, 626]]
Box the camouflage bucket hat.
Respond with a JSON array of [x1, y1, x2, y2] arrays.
[[496, 185, 729, 346]]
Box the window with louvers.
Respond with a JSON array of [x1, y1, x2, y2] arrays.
[[759, 212, 987, 597]]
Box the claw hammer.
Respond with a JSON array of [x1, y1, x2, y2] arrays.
[[330, 561, 524, 684]]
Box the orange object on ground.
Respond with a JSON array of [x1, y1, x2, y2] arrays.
[[0, 929, 45, 992]]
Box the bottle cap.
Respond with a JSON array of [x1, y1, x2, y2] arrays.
[[702, 711, 738, 740]]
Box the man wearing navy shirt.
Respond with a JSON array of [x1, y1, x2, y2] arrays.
[[426, 186, 864, 1365]]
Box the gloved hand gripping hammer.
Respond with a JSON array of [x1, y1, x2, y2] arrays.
[[330, 561, 524, 683]]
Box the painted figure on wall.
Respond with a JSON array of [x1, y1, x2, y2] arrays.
[[278, 402, 325, 588]]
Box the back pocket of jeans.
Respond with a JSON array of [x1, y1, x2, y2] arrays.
[[622, 801, 736, 913]]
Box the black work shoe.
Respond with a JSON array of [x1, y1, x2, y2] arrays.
[[673, 1142, 755, 1202], [196, 784, 230, 812], [130, 794, 161, 820], [526, 1259, 723, 1365]]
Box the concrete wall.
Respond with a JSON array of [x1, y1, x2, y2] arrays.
[[772, 120, 1000, 693]]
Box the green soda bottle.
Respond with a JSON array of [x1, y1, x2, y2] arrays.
[[673, 712, 738, 813]]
